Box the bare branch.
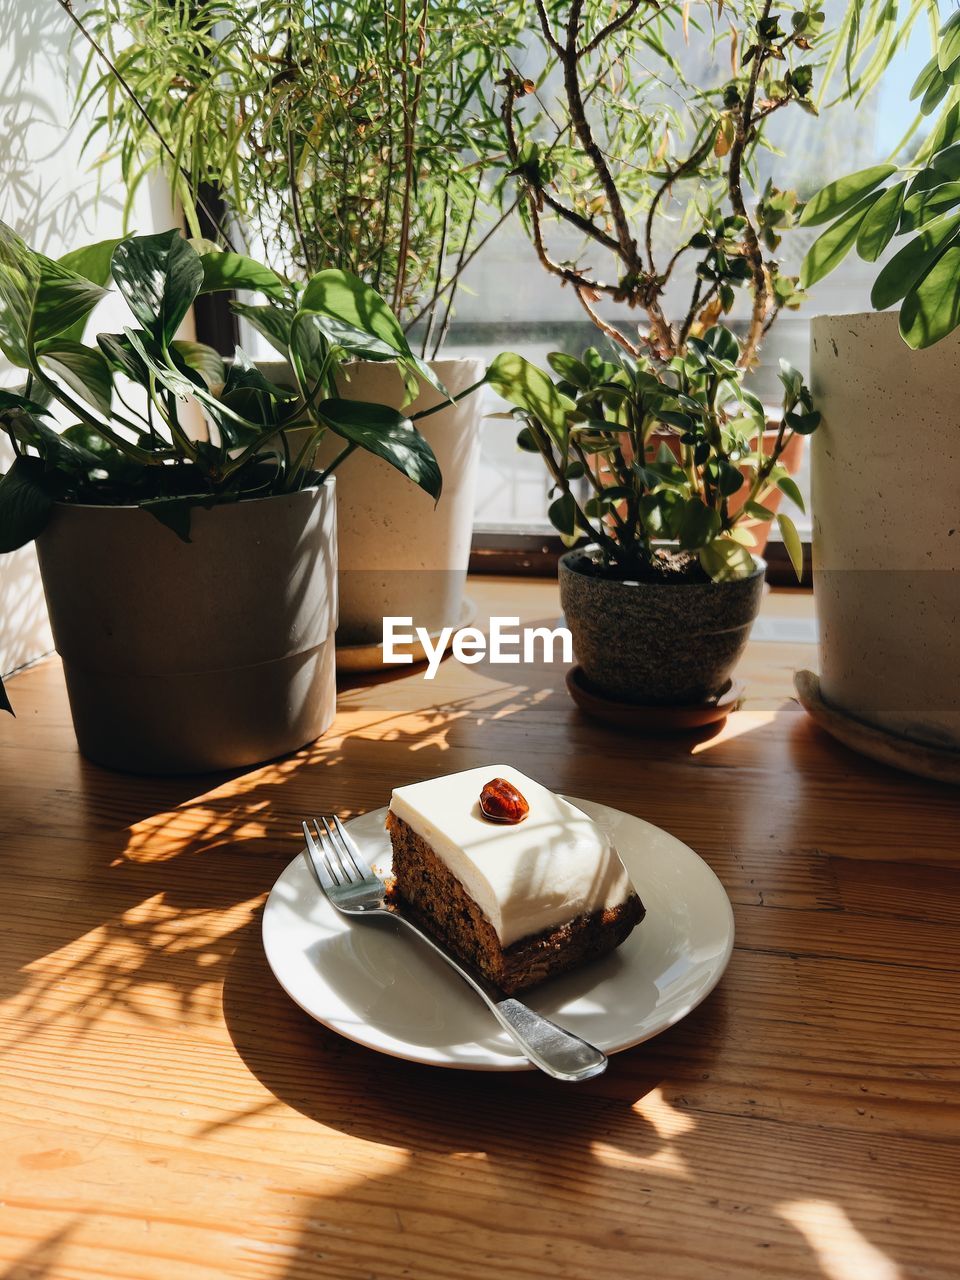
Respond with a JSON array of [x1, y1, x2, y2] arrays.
[[576, 288, 642, 358], [580, 0, 658, 58], [728, 1, 775, 366]]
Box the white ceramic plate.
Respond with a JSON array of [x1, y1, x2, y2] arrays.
[[261, 799, 734, 1070]]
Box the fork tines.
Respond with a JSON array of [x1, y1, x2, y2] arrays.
[[302, 815, 373, 889]]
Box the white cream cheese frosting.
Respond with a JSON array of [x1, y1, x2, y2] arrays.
[[389, 764, 636, 947]]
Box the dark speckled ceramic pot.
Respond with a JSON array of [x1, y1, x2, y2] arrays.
[[559, 547, 765, 706]]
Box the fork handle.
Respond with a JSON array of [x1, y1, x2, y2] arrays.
[[393, 915, 608, 1082]]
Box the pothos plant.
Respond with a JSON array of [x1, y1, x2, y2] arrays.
[[800, 9, 960, 349], [487, 326, 818, 583], [0, 224, 470, 713], [497, 0, 938, 365]]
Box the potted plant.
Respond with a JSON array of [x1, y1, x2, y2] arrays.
[[64, 0, 525, 648], [0, 223, 447, 772], [491, 1, 937, 548], [793, 13, 960, 761], [488, 328, 817, 707]]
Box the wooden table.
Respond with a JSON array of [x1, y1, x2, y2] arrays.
[[1, 579, 958, 1280]]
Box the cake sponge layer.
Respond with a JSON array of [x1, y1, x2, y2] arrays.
[[389, 764, 636, 947], [387, 811, 644, 994]]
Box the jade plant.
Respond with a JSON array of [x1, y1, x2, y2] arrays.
[[0, 224, 469, 712], [800, 10, 960, 349], [487, 326, 817, 582]]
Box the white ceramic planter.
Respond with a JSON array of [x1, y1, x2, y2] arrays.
[[316, 357, 485, 644], [35, 482, 338, 774], [810, 312, 960, 750]]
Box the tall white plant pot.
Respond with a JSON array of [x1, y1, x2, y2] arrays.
[[809, 312, 960, 753], [316, 357, 484, 646]]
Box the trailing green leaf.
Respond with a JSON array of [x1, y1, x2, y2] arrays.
[[199, 251, 285, 298], [111, 230, 203, 346], [316, 399, 442, 499], [486, 351, 574, 442], [0, 457, 53, 552], [37, 341, 113, 416]]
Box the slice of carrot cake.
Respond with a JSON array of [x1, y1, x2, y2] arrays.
[[386, 764, 644, 994]]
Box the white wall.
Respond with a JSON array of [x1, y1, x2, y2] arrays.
[[0, 5, 172, 679]]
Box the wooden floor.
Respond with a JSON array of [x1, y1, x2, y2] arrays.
[[1, 579, 958, 1280]]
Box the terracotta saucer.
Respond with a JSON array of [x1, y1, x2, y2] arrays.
[[565, 666, 745, 732]]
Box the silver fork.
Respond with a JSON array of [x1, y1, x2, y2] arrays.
[[302, 815, 608, 1082]]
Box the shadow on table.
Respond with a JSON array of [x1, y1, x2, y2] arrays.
[[0, 643, 569, 1052], [218, 920, 928, 1280]]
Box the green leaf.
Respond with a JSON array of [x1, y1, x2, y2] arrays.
[[516, 425, 539, 452], [901, 181, 960, 232], [111, 230, 204, 346], [486, 351, 574, 441], [677, 498, 722, 551], [97, 330, 150, 383], [911, 54, 941, 102], [317, 399, 441, 499], [548, 492, 577, 536], [899, 243, 960, 348], [776, 513, 804, 580], [871, 214, 960, 310], [31, 256, 108, 347], [221, 348, 295, 401], [938, 12, 960, 73], [546, 352, 592, 388], [800, 191, 884, 287], [855, 181, 906, 261], [702, 325, 741, 362], [300, 269, 406, 355], [0, 221, 40, 366], [0, 456, 53, 551], [199, 252, 285, 299], [784, 409, 821, 435], [799, 165, 896, 228], [776, 475, 805, 513], [744, 500, 776, 521], [37, 341, 112, 415], [55, 238, 121, 344], [140, 496, 194, 542], [172, 340, 225, 390], [698, 538, 756, 582], [59, 237, 123, 286], [231, 302, 293, 358]]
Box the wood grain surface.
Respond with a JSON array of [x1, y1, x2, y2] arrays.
[[1, 580, 958, 1280]]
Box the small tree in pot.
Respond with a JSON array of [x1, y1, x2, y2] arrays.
[[0, 225, 453, 770], [489, 328, 817, 706]]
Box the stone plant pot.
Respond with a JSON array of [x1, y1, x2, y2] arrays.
[[35, 483, 338, 774], [558, 547, 765, 705], [316, 357, 485, 644], [810, 311, 960, 751]]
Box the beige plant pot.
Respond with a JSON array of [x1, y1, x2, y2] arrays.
[[316, 357, 485, 645], [35, 483, 338, 774], [810, 312, 960, 751]]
